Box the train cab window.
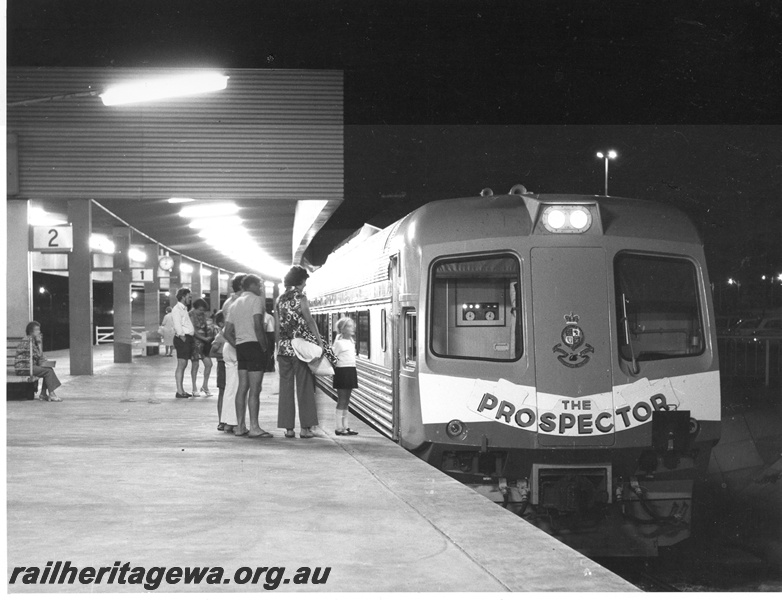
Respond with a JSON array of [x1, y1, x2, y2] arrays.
[[429, 254, 522, 361], [404, 310, 417, 367], [615, 253, 705, 361]]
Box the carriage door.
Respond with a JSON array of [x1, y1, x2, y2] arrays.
[[389, 254, 402, 441], [531, 247, 615, 447]]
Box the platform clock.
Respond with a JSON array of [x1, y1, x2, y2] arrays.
[[158, 255, 175, 271]]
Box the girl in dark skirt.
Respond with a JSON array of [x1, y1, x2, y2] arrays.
[[332, 317, 359, 435]]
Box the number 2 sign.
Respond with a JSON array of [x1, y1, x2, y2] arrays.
[[32, 225, 74, 252]]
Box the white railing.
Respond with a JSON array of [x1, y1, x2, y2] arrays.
[[95, 326, 146, 345]]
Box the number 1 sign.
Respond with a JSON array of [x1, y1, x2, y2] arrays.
[[32, 225, 74, 252]]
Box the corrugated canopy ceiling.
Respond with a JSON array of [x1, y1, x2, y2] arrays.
[[7, 67, 344, 278]]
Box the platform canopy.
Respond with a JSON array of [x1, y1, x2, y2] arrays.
[[7, 67, 344, 279]]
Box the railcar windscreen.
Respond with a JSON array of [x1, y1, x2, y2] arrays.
[[430, 254, 522, 361], [614, 253, 705, 361]]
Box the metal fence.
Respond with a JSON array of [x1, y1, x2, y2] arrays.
[[95, 326, 146, 345], [717, 335, 782, 388]]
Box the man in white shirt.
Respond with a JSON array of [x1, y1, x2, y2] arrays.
[[224, 274, 271, 438], [171, 287, 194, 398]]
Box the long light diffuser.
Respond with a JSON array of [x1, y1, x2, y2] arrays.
[[100, 73, 229, 106], [179, 202, 239, 219]]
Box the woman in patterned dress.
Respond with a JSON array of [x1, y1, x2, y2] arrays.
[[275, 266, 336, 439], [188, 298, 214, 397]]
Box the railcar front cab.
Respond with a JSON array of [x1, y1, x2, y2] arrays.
[[417, 189, 720, 554]]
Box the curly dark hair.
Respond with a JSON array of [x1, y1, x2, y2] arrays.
[[25, 321, 41, 336], [192, 298, 209, 311], [283, 266, 309, 288], [231, 273, 246, 293]]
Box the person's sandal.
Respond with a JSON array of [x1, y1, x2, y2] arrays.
[[284, 430, 296, 438], [201, 387, 213, 397], [343, 429, 358, 435], [299, 429, 315, 439], [217, 423, 225, 431]]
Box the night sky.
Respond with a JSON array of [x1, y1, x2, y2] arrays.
[[7, 0, 782, 309]]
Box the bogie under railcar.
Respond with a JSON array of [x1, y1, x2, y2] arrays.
[[307, 187, 721, 556]]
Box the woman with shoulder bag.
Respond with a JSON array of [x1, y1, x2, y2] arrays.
[[275, 266, 336, 439]]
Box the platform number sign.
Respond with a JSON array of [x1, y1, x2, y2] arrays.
[[132, 269, 154, 282], [32, 225, 73, 252]]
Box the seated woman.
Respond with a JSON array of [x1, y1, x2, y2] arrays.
[[15, 320, 63, 402]]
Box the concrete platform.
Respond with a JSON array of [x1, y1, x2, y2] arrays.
[[6, 345, 637, 592]]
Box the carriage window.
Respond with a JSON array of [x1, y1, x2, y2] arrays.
[[380, 309, 387, 352], [430, 254, 522, 361], [357, 310, 370, 358], [342, 310, 370, 359], [404, 310, 417, 367], [615, 253, 704, 361], [314, 314, 329, 342]]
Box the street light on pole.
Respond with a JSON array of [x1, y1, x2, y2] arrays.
[[596, 150, 618, 196]]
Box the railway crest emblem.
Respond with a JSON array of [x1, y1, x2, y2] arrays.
[[553, 313, 594, 368]]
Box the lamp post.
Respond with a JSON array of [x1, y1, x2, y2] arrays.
[[596, 150, 618, 196], [727, 278, 742, 310]]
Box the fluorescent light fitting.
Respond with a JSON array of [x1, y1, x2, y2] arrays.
[[100, 72, 229, 106], [180, 263, 194, 274], [28, 207, 67, 226], [128, 248, 147, 263], [201, 268, 212, 276], [167, 197, 195, 204], [219, 273, 230, 280], [188, 215, 243, 230], [90, 234, 115, 254], [179, 202, 239, 219]]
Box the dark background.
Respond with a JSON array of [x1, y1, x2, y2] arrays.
[[9, 0, 782, 349]]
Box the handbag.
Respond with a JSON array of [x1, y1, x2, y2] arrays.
[[291, 337, 322, 362], [309, 355, 335, 376]]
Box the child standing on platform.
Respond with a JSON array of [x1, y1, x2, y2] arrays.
[[209, 311, 227, 431], [332, 317, 359, 435]]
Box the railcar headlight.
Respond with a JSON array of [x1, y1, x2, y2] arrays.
[[569, 208, 590, 229], [547, 209, 567, 229], [541, 205, 593, 233]]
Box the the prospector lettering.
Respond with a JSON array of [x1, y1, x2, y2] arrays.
[[476, 392, 669, 434]]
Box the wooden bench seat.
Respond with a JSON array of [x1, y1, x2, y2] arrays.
[[6, 337, 39, 400]]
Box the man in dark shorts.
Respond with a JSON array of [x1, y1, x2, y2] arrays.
[[223, 274, 271, 437], [171, 287, 194, 398]]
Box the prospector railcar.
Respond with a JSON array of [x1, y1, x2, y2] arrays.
[[307, 185, 720, 556]]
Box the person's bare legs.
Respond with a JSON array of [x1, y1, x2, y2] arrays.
[[247, 371, 266, 435], [201, 356, 212, 393], [235, 369, 249, 434], [175, 358, 188, 395], [190, 359, 200, 396], [336, 388, 351, 432]]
